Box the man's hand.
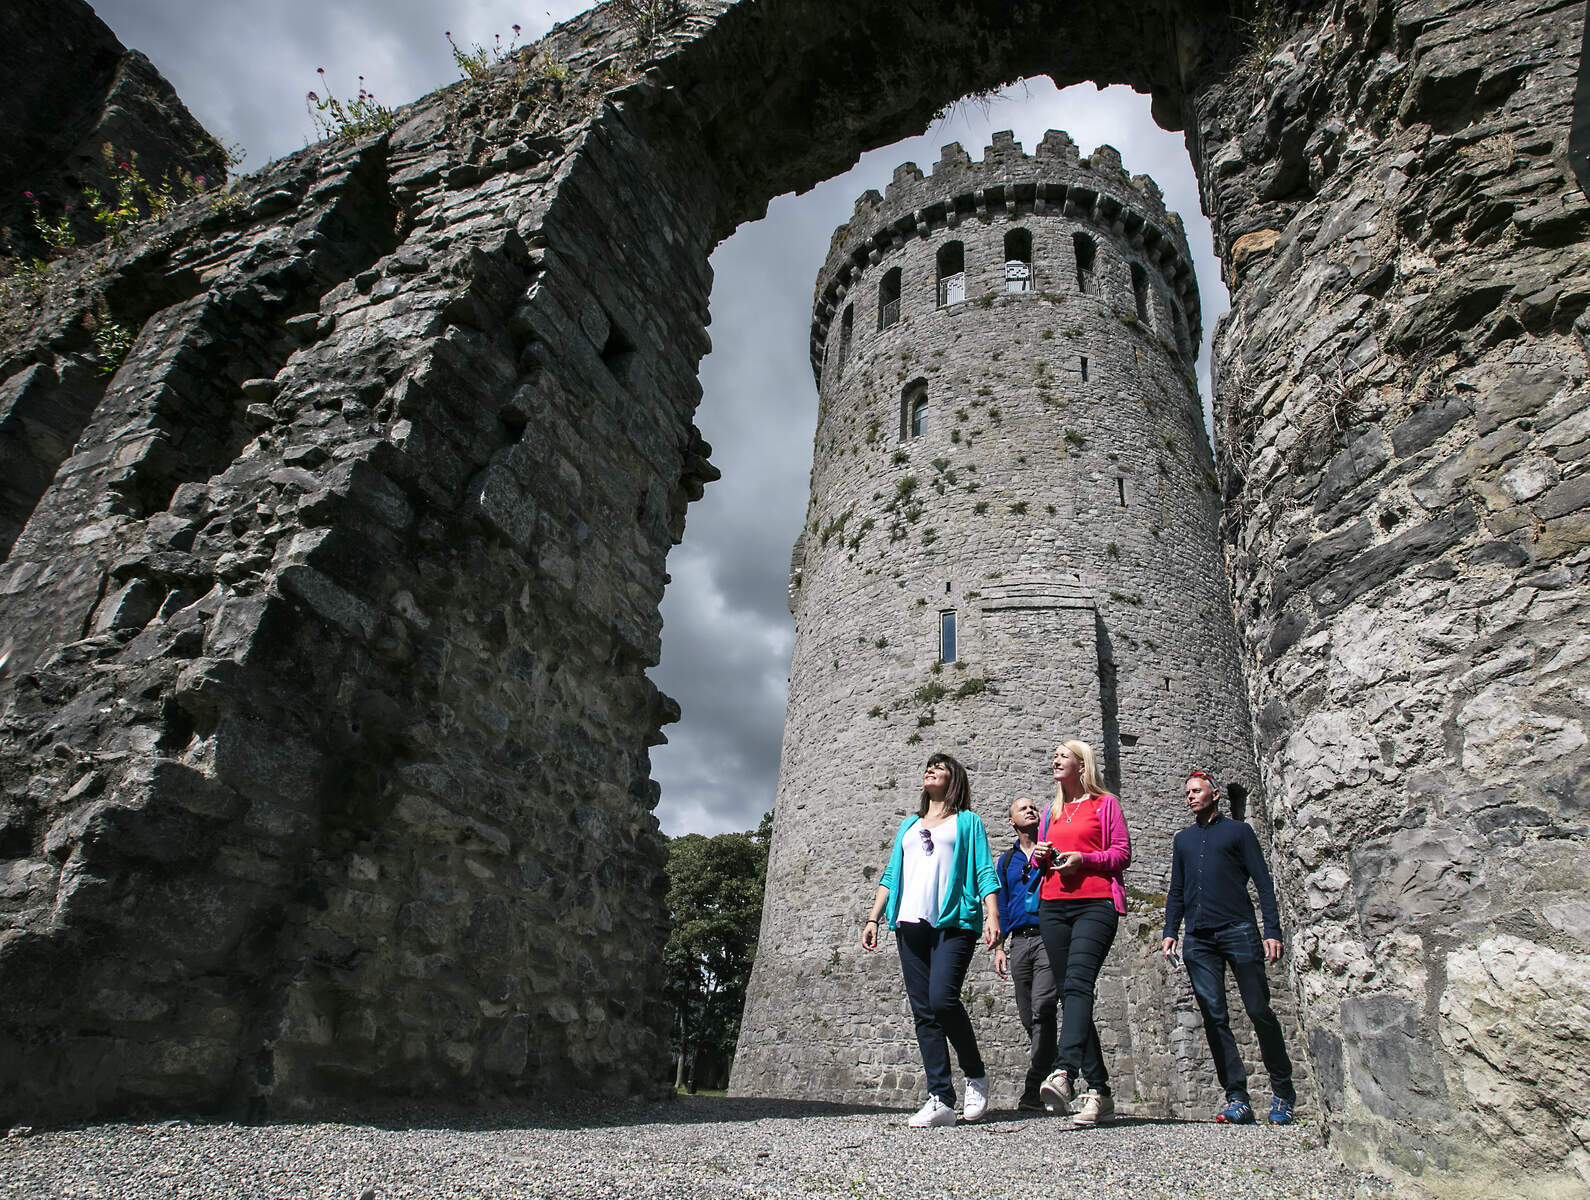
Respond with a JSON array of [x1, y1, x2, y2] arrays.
[[993, 946, 1009, 979], [1162, 937, 1178, 958], [1263, 938, 1283, 963]]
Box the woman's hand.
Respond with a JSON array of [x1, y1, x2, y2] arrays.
[[1055, 851, 1084, 876], [861, 919, 879, 951], [1032, 840, 1053, 867]]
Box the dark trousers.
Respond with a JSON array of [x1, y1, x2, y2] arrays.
[[896, 922, 985, 1105], [1037, 897, 1117, 1094], [1007, 930, 1059, 1099], [1182, 923, 1295, 1105]]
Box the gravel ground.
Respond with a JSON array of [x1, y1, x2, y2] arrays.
[[0, 1096, 1399, 1200]]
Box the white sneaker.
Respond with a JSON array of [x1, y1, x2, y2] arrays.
[[963, 1076, 989, 1122], [1072, 1089, 1114, 1127], [908, 1095, 956, 1127], [1039, 1069, 1073, 1115]]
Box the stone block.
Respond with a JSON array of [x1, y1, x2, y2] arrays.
[[1341, 993, 1449, 1120]]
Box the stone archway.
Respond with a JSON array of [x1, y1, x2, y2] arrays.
[[1, 0, 1585, 1195]]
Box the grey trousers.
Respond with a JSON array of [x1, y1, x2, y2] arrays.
[[1007, 930, 1060, 1098]]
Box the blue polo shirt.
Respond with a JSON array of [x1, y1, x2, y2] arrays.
[[1163, 810, 1283, 941], [996, 842, 1041, 936]]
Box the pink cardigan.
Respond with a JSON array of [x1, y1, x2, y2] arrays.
[[1038, 792, 1132, 915]]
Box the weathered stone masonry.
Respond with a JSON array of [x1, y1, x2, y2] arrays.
[[1, 1, 1587, 1196]]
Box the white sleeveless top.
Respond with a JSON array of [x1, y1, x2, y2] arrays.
[[895, 817, 959, 927]]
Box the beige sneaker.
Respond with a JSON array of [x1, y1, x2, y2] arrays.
[[1072, 1089, 1114, 1127], [1039, 1069, 1073, 1115]]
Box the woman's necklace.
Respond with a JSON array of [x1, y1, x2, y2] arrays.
[[1058, 795, 1086, 822]]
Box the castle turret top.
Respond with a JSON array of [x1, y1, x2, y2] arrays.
[[809, 131, 1200, 377]]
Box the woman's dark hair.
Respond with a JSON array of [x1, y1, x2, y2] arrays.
[[918, 752, 972, 817]]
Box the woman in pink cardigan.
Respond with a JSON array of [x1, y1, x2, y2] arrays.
[[1028, 739, 1131, 1128]]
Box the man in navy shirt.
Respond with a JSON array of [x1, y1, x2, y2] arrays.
[[1162, 770, 1297, 1126], [992, 796, 1065, 1112]]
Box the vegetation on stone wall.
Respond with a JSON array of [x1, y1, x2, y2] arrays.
[[663, 812, 771, 1091]]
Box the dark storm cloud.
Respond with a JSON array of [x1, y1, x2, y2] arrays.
[[84, 5, 1228, 837]]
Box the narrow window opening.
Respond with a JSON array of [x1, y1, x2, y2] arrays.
[[878, 267, 901, 330], [838, 304, 853, 365], [1131, 263, 1150, 323], [1120, 733, 1139, 747], [1116, 477, 1126, 506], [601, 319, 637, 384], [944, 581, 951, 594], [900, 380, 928, 441], [1004, 228, 1033, 292], [1080, 356, 1089, 383], [1073, 233, 1097, 295], [939, 611, 958, 664], [936, 242, 965, 307]]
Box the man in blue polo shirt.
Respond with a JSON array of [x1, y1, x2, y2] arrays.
[[992, 796, 1065, 1113], [1162, 770, 1297, 1126]]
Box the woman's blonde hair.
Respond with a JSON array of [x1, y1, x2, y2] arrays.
[[1052, 739, 1108, 806]]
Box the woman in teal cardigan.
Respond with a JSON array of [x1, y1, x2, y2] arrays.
[[862, 752, 1002, 1127]]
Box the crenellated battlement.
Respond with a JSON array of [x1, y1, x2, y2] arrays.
[[810, 130, 1199, 379]]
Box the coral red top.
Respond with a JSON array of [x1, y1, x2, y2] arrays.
[[1036, 794, 1131, 909]]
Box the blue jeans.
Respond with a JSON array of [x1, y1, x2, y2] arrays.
[[1182, 923, 1295, 1105], [1037, 898, 1117, 1094], [896, 922, 985, 1105]]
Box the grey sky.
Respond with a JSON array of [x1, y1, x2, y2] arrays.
[[90, 1, 1228, 839]]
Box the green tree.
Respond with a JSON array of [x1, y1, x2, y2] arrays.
[[663, 811, 771, 1091]]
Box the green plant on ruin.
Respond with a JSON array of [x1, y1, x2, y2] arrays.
[[80, 145, 206, 242], [93, 317, 136, 376], [906, 732, 922, 745], [819, 511, 850, 547], [27, 194, 76, 251], [892, 448, 910, 465], [952, 677, 991, 699], [447, 25, 523, 81], [306, 68, 395, 141], [974, 501, 989, 515], [1009, 500, 1028, 515]]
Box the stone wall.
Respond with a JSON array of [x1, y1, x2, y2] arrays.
[[0, 0, 1586, 1193], [0, 3, 719, 1121], [1194, 0, 1590, 1192]]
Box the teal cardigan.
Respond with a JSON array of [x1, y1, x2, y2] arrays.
[[877, 810, 1001, 931]]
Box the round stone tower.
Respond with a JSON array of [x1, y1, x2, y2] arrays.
[[731, 131, 1291, 1115]]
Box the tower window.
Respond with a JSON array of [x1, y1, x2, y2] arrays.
[[901, 380, 928, 441], [878, 267, 901, 330], [939, 611, 957, 664], [1131, 263, 1151, 323], [936, 242, 965, 307], [1004, 228, 1033, 292], [1073, 233, 1097, 295], [838, 304, 853, 366], [1116, 477, 1126, 506], [1080, 356, 1089, 383]]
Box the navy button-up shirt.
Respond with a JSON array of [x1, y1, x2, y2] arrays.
[[1163, 810, 1283, 941], [996, 842, 1041, 936]]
